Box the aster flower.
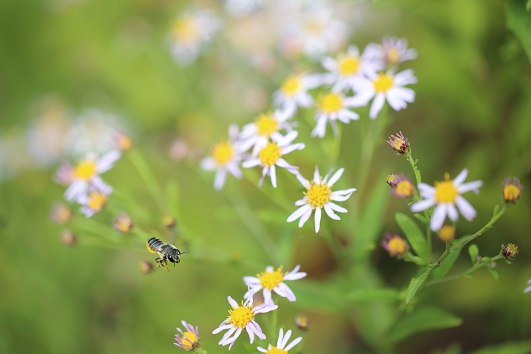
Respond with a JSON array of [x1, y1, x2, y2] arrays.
[[212, 295, 278, 350], [350, 69, 417, 119], [388, 174, 415, 199], [174, 320, 200, 351], [366, 37, 417, 67], [273, 73, 322, 117], [411, 169, 482, 231], [287, 167, 356, 233], [77, 186, 111, 218], [243, 265, 307, 305], [62, 150, 120, 202], [239, 110, 294, 155], [201, 125, 244, 190], [312, 92, 361, 138], [381, 233, 409, 257], [257, 328, 303, 354], [242, 131, 305, 188], [502, 177, 523, 204]]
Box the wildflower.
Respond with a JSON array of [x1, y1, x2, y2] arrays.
[[524, 279, 531, 294], [239, 110, 294, 154], [113, 213, 133, 233], [366, 37, 417, 67], [175, 320, 200, 351], [387, 131, 409, 155], [321, 45, 383, 92], [294, 315, 309, 331], [242, 131, 305, 188], [201, 125, 244, 190], [382, 233, 409, 256], [437, 225, 455, 243], [212, 295, 278, 350], [389, 175, 415, 199], [411, 169, 482, 231], [257, 328, 303, 354], [50, 202, 73, 224], [312, 92, 361, 138], [244, 265, 307, 305], [62, 150, 120, 202], [77, 187, 110, 217], [273, 73, 321, 117], [112, 130, 132, 151], [287, 167, 356, 233], [502, 243, 519, 259], [502, 177, 522, 204], [350, 69, 417, 119], [61, 230, 77, 246]]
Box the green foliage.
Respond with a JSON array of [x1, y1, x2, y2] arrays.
[[506, 0, 531, 63], [396, 213, 429, 261], [405, 268, 432, 304]]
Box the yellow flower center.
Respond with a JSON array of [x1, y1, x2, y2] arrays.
[[373, 73, 394, 93], [256, 114, 279, 137], [74, 159, 97, 180], [434, 175, 458, 203], [228, 304, 254, 329], [437, 225, 455, 243], [281, 76, 302, 96], [304, 19, 324, 35], [338, 56, 360, 76], [258, 142, 281, 167], [257, 267, 284, 290], [212, 143, 234, 166], [266, 347, 288, 354], [318, 93, 343, 114], [386, 47, 399, 64], [172, 17, 201, 44], [306, 183, 331, 209], [117, 135, 132, 151], [87, 191, 107, 212], [388, 236, 408, 256], [396, 180, 414, 198], [180, 331, 198, 350], [503, 184, 521, 203]]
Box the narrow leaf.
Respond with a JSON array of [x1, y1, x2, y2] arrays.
[[396, 213, 428, 261], [406, 268, 432, 304], [346, 288, 399, 302], [413, 213, 429, 225], [468, 244, 479, 264], [487, 267, 500, 281], [431, 247, 462, 279]]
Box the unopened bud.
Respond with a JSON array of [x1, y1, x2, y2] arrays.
[[139, 260, 155, 274], [387, 131, 409, 155], [502, 243, 519, 259], [61, 230, 77, 246], [295, 315, 309, 331], [113, 213, 133, 233]]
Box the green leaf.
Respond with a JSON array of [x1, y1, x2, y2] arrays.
[[346, 288, 400, 302], [413, 213, 429, 225], [431, 247, 462, 279], [527, 0, 531, 11], [468, 244, 479, 264], [387, 307, 462, 344], [506, 0, 531, 62], [406, 268, 432, 304], [289, 280, 344, 312], [470, 341, 531, 354], [396, 213, 428, 261], [487, 267, 500, 280]]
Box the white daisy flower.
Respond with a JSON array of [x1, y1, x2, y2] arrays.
[[350, 69, 417, 119], [366, 37, 417, 67], [244, 265, 307, 305], [239, 110, 294, 155], [201, 125, 244, 190], [273, 73, 322, 118], [410, 169, 483, 231], [242, 131, 304, 188], [77, 186, 111, 218], [212, 295, 278, 350], [62, 150, 121, 202], [287, 167, 356, 233], [312, 92, 362, 138], [321, 45, 383, 92], [257, 328, 303, 354]]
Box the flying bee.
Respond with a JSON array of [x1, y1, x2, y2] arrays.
[[146, 237, 191, 271]]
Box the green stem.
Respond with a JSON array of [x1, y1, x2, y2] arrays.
[[128, 149, 166, 213], [426, 254, 504, 287]]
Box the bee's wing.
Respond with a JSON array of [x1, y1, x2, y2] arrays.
[[145, 239, 159, 254]]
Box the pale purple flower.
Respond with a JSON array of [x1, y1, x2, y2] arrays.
[[244, 265, 307, 305]]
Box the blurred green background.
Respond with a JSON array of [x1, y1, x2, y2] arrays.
[[1, 0, 531, 353]]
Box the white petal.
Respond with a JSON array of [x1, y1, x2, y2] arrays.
[[458, 180, 483, 194], [214, 169, 227, 190], [447, 203, 459, 221], [314, 207, 322, 233], [212, 322, 232, 334], [324, 205, 340, 220], [280, 329, 292, 348], [270, 165, 277, 188], [455, 196, 477, 221], [430, 204, 447, 231], [327, 168, 344, 186], [96, 150, 121, 173], [418, 183, 435, 198], [298, 208, 313, 228], [313, 166, 321, 183], [281, 142, 305, 155], [228, 296, 239, 309], [369, 94, 385, 119], [242, 158, 260, 168], [453, 168, 469, 185], [287, 204, 311, 223], [311, 116, 328, 138], [201, 157, 216, 170], [411, 199, 434, 213], [327, 202, 348, 213], [285, 336, 303, 351]]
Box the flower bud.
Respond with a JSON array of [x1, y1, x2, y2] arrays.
[[502, 243, 519, 259], [139, 260, 155, 274], [163, 215, 177, 229], [295, 315, 310, 331], [50, 202, 73, 224], [113, 131, 133, 151], [502, 177, 522, 204], [386, 174, 399, 188], [61, 230, 77, 246], [437, 225, 455, 243], [389, 175, 415, 199], [113, 213, 133, 233], [387, 131, 409, 155], [382, 233, 409, 257]]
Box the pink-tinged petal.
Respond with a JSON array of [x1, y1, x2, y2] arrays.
[[326, 168, 344, 186], [455, 196, 477, 221], [284, 267, 306, 280], [430, 204, 447, 231], [287, 204, 311, 223], [344, 90, 374, 107], [254, 303, 278, 314], [96, 150, 121, 173], [369, 94, 385, 119], [285, 336, 303, 351], [225, 328, 243, 349], [214, 169, 227, 190], [411, 199, 434, 212], [453, 169, 469, 185], [276, 282, 296, 301], [324, 205, 340, 220], [246, 324, 255, 344], [79, 206, 96, 218], [258, 167, 268, 187], [327, 202, 348, 213], [228, 296, 239, 309], [392, 87, 415, 103], [280, 328, 292, 348], [458, 180, 482, 194], [249, 321, 266, 340], [265, 265, 274, 272], [386, 90, 408, 111], [447, 203, 459, 221], [272, 284, 287, 298], [298, 208, 313, 228], [331, 188, 356, 201], [314, 207, 322, 233], [212, 322, 232, 334]]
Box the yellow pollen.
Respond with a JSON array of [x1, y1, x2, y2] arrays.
[[437, 225, 455, 243], [172, 17, 201, 44], [318, 93, 343, 114], [396, 180, 414, 198], [265, 346, 288, 354], [87, 192, 107, 212], [373, 73, 394, 93], [306, 183, 331, 209], [228, 304, 254, 329], [434, 176, 458, 203], [386, 47, 400, 63], [281, 76, 301, 96], [256, 114, 279, 137], [212, 143, 234, 166], [180, 331, 198, 350], [503, 184, 521, 202], [258, 142, 281, 167], [388, 237, 408, 256], [338, 56, 360, 76], [74, 159, 97, 180], [257, 267, 284, 290]]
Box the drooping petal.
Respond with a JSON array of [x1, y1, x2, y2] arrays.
[[455, 196, 477, 221], [411, 198, 435, 213], [287, 204, 311, 223], [369, 93, 385, 119], [447, 203, 459, 221], [430, 204, 447, 231], [298, 208, 313, 228], [324, 205, 340, 220]]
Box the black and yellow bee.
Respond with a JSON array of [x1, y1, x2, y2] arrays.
[[146, 237, 190, 271]]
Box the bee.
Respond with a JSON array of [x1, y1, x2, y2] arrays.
[[146, 237, 190, 271]]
